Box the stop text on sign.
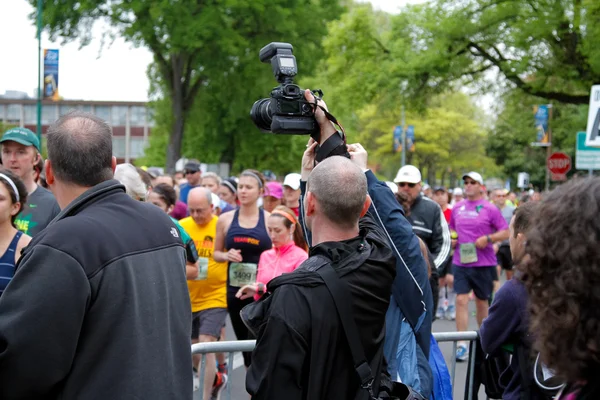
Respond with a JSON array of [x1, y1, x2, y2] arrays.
[[548, 159, 570, 169]]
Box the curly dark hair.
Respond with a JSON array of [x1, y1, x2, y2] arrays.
[[520, 177, 600, 383]]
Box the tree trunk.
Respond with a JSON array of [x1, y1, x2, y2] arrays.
[[166, 55, 185, 173]]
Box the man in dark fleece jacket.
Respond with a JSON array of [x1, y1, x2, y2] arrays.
[[0, 111, 192, 399], [480, 202, 545, 400]]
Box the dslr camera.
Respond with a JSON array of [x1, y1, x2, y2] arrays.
[[250, 42, 321, 136]]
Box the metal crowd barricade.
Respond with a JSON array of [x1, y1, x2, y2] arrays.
[[192, 331, 480, 400]]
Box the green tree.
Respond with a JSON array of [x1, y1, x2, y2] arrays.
[[33, 0, 342, 172], [315, 0, 600, 116], [348, 92, 499, 185]]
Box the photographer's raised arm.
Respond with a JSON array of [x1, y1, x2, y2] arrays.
[[348, 143, 431, 330]]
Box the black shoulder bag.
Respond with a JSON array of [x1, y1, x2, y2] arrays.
[[315, 262, 425, 400]]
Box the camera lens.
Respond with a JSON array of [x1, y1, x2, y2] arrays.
[[250, 98, 273, 132]]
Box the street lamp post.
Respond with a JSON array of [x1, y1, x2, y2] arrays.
[[36, 0, 43, 144]]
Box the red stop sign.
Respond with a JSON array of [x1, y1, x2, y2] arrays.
[[547, 152, 572, 175]]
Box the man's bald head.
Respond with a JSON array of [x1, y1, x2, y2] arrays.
[[188, 187, 214, 226], [307, 156, 367, 229], [47, 110, 114, 187]]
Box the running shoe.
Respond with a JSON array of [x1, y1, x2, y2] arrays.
[[436, 307, 445, 320], [211, 372, 228, 400], [456, 344, 469, 362], [445, 305, 456, 321]]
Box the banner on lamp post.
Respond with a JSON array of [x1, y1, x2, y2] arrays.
[[43, 49, 59, 100]]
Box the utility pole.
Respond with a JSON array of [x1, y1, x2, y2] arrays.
[[545, 105, 553, 192], [401, 105, 406, 167], [36, 0, 43, 144]]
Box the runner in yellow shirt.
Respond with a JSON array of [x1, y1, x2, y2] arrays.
[[180, 187, 228, 400]]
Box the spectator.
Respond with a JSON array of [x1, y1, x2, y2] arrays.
[[521, 178, 600, 399], [480, 202, 545, 400], [0, 127, 60, 236], [0, 111, 192, 399], [245, 153, 396, 399]]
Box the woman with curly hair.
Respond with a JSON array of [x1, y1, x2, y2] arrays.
[[520, 178, 600, 399]]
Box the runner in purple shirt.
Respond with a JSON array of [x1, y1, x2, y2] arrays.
[[449, 171, 509, 361]]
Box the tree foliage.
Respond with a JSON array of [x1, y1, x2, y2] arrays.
[[33, 0, 342, 172]]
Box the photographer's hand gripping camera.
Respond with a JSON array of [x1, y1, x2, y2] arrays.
[[250, 42, 349, 161]]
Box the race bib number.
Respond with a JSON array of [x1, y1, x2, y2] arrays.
[[459, 243, 478, 264], [229, 263, 257, 287], [195, 258, 209, 281]]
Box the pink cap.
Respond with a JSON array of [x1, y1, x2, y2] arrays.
[[265, 181, 283, 199]]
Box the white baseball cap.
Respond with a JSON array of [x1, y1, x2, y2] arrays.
[[283, 173, 302, 191], [453, 187, 464, 196], [385, 181, 398, 193], [210, 193, 221, 209], [462, 171, 483, 185], [393, 165, 422, 184]]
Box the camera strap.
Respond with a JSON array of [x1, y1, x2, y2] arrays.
[[309, 91, 350, 163]]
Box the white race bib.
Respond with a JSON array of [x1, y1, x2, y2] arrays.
[[459, 243, 478, 264], [229, 263, 257, 287], [195, 258, 209, 281]]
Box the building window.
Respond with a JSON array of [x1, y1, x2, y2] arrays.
[[130, 137, 146, 158], [111, 106, 128, 126], [42, 104, 57, 124], [24, 105, 36, 125], [95, 106, 111, 122], [112, 137, 125, 158], [111, 137, 146, 159], [6, 104, 21, 123], [130, 106, 146, 126], [60, 105, 78, 116]]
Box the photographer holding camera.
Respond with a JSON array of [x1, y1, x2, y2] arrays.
[[243, 43, 432, 399], [243, 87, 397, 399]]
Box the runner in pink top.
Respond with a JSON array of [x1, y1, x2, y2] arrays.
[[236, 205, 308, 300]]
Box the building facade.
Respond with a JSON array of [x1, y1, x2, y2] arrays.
[[0, 98, 153, 163]]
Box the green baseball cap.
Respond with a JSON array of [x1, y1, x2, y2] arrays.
[[0, 128, 41, 152]]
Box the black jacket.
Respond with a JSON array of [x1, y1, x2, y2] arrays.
[[0, 180, 192, 400], [407, 195, 451, 272], [243, 211, 396, 400]]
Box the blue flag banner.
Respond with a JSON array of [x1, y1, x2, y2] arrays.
[[43, 49, 59, 100], [393, 125, 403, 153], [533, 104, 550, 146], [406, 125, 415, 152]]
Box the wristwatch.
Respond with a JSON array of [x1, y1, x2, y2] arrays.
[[256, 283, 265, 296], [486, 235, 492, 244]]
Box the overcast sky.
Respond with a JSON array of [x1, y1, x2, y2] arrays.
[[0, 0, 426, 102]]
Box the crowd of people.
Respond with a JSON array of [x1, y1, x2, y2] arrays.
[[0, 92, 597, 400]]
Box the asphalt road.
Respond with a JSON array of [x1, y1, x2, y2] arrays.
[[195, 300, 489, 400]]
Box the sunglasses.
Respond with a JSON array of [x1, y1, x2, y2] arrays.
[[398, 182, 417, 188], [184, 170, 198, 175], [464, 180, 479, 186]]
